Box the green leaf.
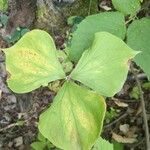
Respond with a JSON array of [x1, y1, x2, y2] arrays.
[[129, 86, 140, 100], [37, 132, 47, 143], [67, 16, 84, 26], [142, 82, 150, 90], [71, 32, 138, 97], [92, 137, 113, 150], [31, 142, 46, 150], [69, 12, 126, 62], [127, 18, 150, 80], [20, 28, 30, 36], [4, 28, 30, 44], [0, 14, 9, 26], [0, 0, 8, 12], [5, 28, 21, 43], [113, 141, 124, 150], [112, 0, 141, 16], [39, 81, 106, 150], [4, 29, 65, 93]]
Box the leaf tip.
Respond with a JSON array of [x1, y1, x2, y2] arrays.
[[132, 50, 141, 57]]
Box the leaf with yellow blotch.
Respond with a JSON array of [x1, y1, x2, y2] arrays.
[[39, 81, 106, 150], [71, 32, 139, 97], [3, 29, 65, 93]]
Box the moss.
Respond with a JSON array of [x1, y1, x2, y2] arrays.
[[62, 0, 99, 17], [37, 6, 46, 19]]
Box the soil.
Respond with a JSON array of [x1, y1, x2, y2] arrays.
[[0, 0, 150, 150]]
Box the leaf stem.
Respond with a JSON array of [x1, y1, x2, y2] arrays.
[[125, 15, 137, 25]]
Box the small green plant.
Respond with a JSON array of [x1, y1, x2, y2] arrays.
[[3, 27, 30, 44], [1, 0, 150, 149], [105, 108, 118, 124], [3, 29, 137, 150], [31, 132, 56, 150], [0, 0, 8, 12]]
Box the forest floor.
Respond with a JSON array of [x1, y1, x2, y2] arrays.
[[0, 0, 150, 150]]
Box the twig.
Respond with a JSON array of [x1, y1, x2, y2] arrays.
[[125, 15, 137, 25], [127, 138, 145, 149], [88, 0, 92, 15], [0, 122, 19, 132], [131, 62, 150, 150], [112, 97, 140, 103], [0, 117, 33, 132], [128, 73, 147, 81], [104, 112, 128, 129]]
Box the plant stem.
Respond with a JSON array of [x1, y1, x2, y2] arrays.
[[131, 63, 150, 150], [88, 0, 92, 15], [0, 116, 33, 132], [125, 15, 137, 25], [104, 112, 128, 129]]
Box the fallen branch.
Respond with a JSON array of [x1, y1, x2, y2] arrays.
[[130, 62, 150, 150], [104, 112, 128, 129], [0, 116, 33, 133], [0, 122, 19, 132]]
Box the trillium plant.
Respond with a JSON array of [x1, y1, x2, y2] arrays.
[[3, 12, 139, 150]]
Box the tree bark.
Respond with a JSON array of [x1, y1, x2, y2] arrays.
[[35, 0, 98, 34], [5, 0, 36, 35]]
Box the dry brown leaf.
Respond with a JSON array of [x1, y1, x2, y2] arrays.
[[99, 5, 111, 11], [119, 124, 129, 135], [99, 1, 112, 11], [113, 98, 128, 107], [136, 105, 142, 116], [126, 126, 138, 138], [112, 132, 137, 143], [14, 136, 23, 147]]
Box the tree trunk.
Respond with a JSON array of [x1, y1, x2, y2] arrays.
[[35, 0, 98, 35]]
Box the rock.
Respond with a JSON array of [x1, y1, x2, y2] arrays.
[[3, 113, 11, 122], [0, 77, 10, 93], [14, 137, 23, 147], [0, 62, 7, 77], [4, 103, 16, 111], [7, 95, 17, 104], [0, 141, 3, 148], [8, 142, 13, 148], [0, 51, 5, 62]]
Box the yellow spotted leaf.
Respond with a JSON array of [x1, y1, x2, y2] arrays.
[[4, 29, 65, 93], [71, 32, 139, 97], [39, 81, 106, 150]]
